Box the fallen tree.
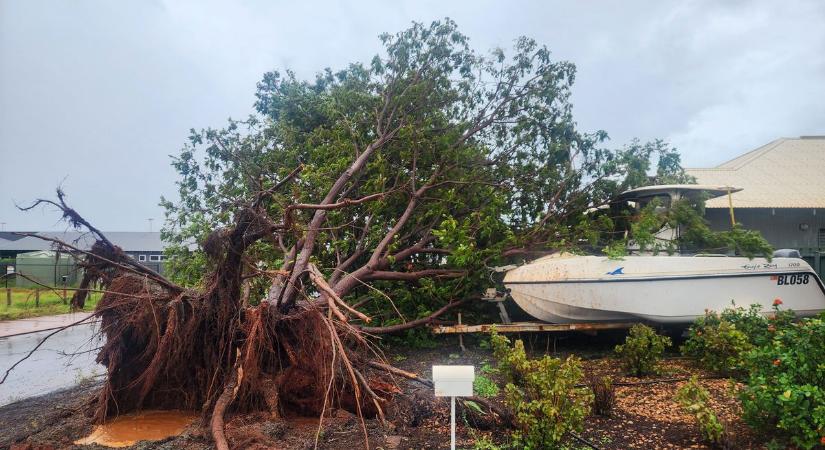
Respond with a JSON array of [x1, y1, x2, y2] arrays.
[[6, 19, 771, 450]]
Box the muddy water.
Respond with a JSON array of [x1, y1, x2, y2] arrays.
[[74, 410, 198, 447]]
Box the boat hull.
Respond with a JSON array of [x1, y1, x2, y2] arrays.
[[503, 255, 825, 323]]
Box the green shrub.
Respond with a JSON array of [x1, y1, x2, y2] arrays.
[[682, 302, 797, 376], [474, 374, 500, 398], [491, 329, 592, 449], [739, 316, 825, 449], [719, 303, 772, 346], [676, 376, 728, 447], [719, 302, 794, 346], [614, 324, 671, 376], [471, 434, 503, 450], [681, 313, 752, 376]]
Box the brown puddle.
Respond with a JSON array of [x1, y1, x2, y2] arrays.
[[74, 410, 198, 448]]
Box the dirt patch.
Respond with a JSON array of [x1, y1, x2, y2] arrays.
[[1, 337, 767, 450]]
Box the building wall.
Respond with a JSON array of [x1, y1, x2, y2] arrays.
[[124, 251, 166, 275], [704, 207, 825, 276]]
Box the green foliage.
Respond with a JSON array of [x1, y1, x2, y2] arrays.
[[384, 327, 440, 349], [491, 329, 591, 449], [681, 312, 753, 376], [626, 197, 773, 258], [718, 303, 774, 347], [602, 241, 627, 260], [676, 376, 727, 447], [614, 324, 671, 376], [477, 338, 491, 350], [682, 302, 797, 376], [474, 374, 500, 398], [472, 434, 504, 450], [672, 199, 773, 257], [739, 316, 825, 449]]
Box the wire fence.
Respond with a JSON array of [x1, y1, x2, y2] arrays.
[[0, 262, 166, 288]]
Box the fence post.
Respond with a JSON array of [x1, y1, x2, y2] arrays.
[[5, 288, 10, 307], [61, 276, 68, 305], [35, 289, 40, 307]]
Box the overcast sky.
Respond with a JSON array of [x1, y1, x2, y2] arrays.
[[1, 0, 823, 231]]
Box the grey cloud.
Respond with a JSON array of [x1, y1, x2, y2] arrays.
[[1, 0, 822, 230]]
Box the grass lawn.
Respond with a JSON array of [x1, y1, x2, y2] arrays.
[[0, 288, 101, 321]]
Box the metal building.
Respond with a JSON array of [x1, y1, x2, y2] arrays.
[[0, 231, 168, 278], [686, 136, 825, 277], [15, 250, 80, 288]]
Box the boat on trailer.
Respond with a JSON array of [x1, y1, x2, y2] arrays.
[[503, 251, 825, 323], [502, 184, 825, 324]]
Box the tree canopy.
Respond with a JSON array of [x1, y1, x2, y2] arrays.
[[160, 19, 770, 329]]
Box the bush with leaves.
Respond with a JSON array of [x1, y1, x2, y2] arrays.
[[676, 376, 729, 447], [471, 434, 504, 450], [681, 312, 753, 376], [739, 316, 825, 449], [722, 301, 795, 346], [491, 329, 592, 449], [474, 373, 500, 398], [682, 302, 797, 376], [614, 324, 672, 376], [719, 303, 772, 346]]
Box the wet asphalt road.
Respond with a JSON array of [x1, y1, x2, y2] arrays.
[[0, 323, 103, 406]]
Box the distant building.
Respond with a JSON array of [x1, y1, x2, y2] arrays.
[[686, 136, 825, 277], [0, 232, 168, 282]]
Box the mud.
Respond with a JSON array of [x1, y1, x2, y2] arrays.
[[74, 411, 198, 448]]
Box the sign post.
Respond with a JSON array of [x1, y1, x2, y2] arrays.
[[432, 365, 474, 450]]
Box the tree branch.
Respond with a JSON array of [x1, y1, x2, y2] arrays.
[[365, 269, 465, 282], [358, 299, 470, 334], [289, 191, 385, 211]]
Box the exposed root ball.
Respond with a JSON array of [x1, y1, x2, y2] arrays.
[[92, 273, 389, 424]]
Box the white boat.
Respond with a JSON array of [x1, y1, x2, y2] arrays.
[[503, 252, 825, 323], [502, 184, 825, 324]]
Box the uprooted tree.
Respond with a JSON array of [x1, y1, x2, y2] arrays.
[[9, 19, 772, 449]]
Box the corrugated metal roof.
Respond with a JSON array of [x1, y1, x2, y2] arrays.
[[685, 137, 825, 208], [0, 232, 166, 252]]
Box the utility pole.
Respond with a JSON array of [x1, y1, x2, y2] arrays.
[[0, 222, 6, 231], [147, 218, 154, 232]]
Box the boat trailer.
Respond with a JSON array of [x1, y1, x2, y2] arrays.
[[431, 321, 639, 334], [433, 287, 641, 335]]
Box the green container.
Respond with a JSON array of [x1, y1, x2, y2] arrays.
[[15, 250, 80, 288]]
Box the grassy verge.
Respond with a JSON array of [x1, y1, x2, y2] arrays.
[[0, 288, 101, 321]]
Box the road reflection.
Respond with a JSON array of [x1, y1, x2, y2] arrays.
[[0, 323, 103, 406]]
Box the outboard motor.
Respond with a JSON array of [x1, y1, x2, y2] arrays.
[[773, 248, 802, 258]]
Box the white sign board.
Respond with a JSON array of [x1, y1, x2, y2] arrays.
[[432, 365, 474, 397], [6, 266, 14, 274]]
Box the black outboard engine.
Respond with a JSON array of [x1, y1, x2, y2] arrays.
[[773, 249, 802, 258]]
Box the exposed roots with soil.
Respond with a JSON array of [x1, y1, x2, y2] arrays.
[[8, 184, 482, 450]]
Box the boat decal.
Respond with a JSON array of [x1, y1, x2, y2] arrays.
[[606, 267, 624, 276], [774, 274, 810, 285], [742, 263, 779, 270]]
